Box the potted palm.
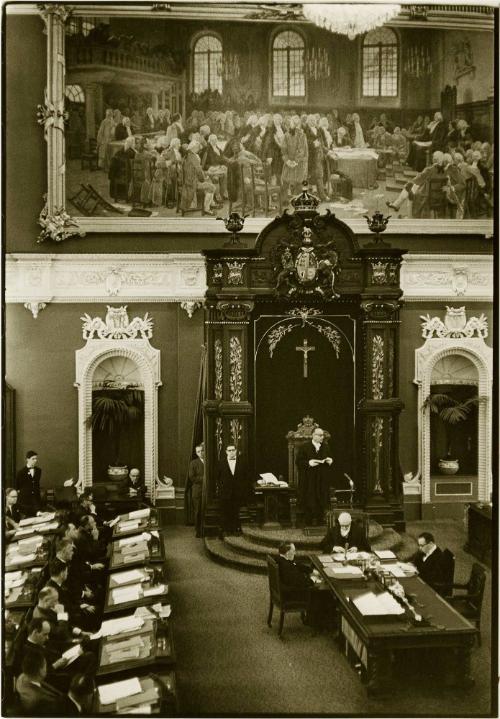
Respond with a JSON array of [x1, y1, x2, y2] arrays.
[[86, 385, 144, 480], [422, 392, 482, 475]]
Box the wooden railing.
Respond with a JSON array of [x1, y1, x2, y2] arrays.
[[66, 43, 180, 77]]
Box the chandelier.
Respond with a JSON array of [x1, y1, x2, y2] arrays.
[[302, 3, 402, 41], [305, 46, 331, 81]]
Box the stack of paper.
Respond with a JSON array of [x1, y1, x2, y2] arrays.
[[7, 553, 36, 565], [121, 541, 148, 555], [118, 535, 143, 547], [128, 508, 150, 520], [352, 590, 405, 616], [323, 565, 364, 579], [383, 563, 407, 578], [19, 512, 55, 527], [318, 555, 334, 564], [110, 569, 146, 586], [97, 677, 142, 706], [96, 615, 144, 638], [111, 584, 141, 605], [14, 528, 34, 538], [5, 572, 25, 590], [374, 549, 397, 561], [118, 521, 140, 533], [33, 521, 59, 533], [61, 644, 84, 665], [143, 583, 166, 598], [396, 562, 418, 576]]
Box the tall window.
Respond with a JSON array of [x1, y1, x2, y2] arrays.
[[272, 30, 305, 98], [193, 34, 223, 94], [362, 28, 398, 97]]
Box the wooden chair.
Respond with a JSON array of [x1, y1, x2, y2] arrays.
[[433, 548, 455, 598], [249, 165, 282, 217], [80, 138, 98, 171], [266, 555, 309, 638], [177, 163, 203, 216], [463, 176, 480, 219], [447, 562, 486, 645], [428, 175, 448, 218]]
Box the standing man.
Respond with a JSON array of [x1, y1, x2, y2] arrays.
[[16, 450, 42, 516], [217, 444, 248, 537], [295, 428, 333, 526], [187, 443, 204, 538]]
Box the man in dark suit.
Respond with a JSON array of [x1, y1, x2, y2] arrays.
[[216, 444, 248, 536], [16, 649, 62, 715], [4, 487, 22, 539], [16, 450, 42, 515], [277, 541, 314, 593], [56, 673, 95, 716], [127, 467, 146, 499], [295, 428, 333, 526], [410, 531, 444, 593], [320, 511, 371, 553], [187, 443, 204, 537]]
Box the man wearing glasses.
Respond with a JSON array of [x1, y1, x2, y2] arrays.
[[217, 445, 248, 537], [295, 427, 333, 527], [410, 531, 444, 592]]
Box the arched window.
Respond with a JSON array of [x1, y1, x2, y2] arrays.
[[272, 30, 305, 98], [362, 27, 398, 97], [65, 84, 85, 104], [193, 34, 223, 94]]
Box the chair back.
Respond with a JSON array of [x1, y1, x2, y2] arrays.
[[464, 176, 479, 218], [439, 548, 455, 596], [466, 563, 486, 617], [266, 554, 282, 607]]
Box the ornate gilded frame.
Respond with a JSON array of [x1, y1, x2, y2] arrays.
[[37, 3, 494, 241]]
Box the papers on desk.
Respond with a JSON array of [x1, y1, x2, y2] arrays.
[[61, 643, 84, 665], [98, 676, 142, 705], [19, 512, 55, 527], [318, 555, 334, 563], [121, 540, 148, 554], [111, 584, 141, 604], [33, 521, 59, 533], [94, 615, 144, 639], [331, 551, 370, 562], [352, 591, 405, 616], [107, 516, 120, 528], [257, 473, 289, 487], [134, 605, 156, 619], [382, 563, 407, 578], [121, 703, 152, 715], [128, 508, 150, 520], [5, 574, 25, 589], [7, 553, 36, 565], [395, 562, 418, 577], [14, 528, 34, 538], [118, 534, 143, 547], [323, 565, 364, 579], [374, 549, 397, 561], [143, 583, 166, 597], [111, 569, 146, 586], [18, 535, 44, 549], [118, 520, 140, 532], [5, 570, 23, 582]]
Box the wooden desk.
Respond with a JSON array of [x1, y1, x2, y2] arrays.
[[108, 531, 164, 570], [312, 556, 476, 694], [253, 484, 296, 528], [4, 566, 46, 609], [465, 503, 492, 566], [94, 669, 177, 715], [97, 616, 175, 677], [112, 514, 159, 539], [103, 575, 169, 616], [5, 535, 52, 571], [12, 518, 61, 540]]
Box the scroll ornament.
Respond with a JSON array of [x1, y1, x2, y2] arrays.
[[421, 307, 488, 339], [38, 196, 85, 243], [267, 319, 341, 359], [36, 91, 68, 140], [81, 306, 153, 340]]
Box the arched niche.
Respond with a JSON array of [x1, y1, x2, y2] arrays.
[[415, 329, 492, 504], [75, 340, 162, 498]]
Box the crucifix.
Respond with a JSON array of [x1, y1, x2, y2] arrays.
[[295, 338, 315, 378]]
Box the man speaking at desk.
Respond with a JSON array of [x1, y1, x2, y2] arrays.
[[295, 428, 333, 526]]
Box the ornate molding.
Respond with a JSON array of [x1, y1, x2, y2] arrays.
[[226, 261, 245, 286], [401, 254, 493, 302], [371, 335, 385, 400], [180, 301, 202, 318], [81, 306, 153, 341], [229, 336, 243, 402], [38, 199, 85, 244], [6, 254, 207, 305], [217, 301, 254, 323], [24, 301, 47, 319], [214, 340, 223, 401], [421, 307, 488, 340], [370, 260, 398, 286], [37, 3, 72, 26], [36, 93, 68, 140]]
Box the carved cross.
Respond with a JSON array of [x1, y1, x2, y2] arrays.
[[296, 338, 315, 378]]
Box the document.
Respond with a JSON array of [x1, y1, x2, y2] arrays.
[[318, 555, 334, 563], [5, 575, 25, 589], [121, 541, 148, 555], [98, 677, 142, 705], [324, 565, 364, 579], [134, 605, 156, 619], [34, 521, 59, 532], [116, 687, 158, 711], [121, 703, 152, 715], [14, 528, 34, 538], [97, 615, 144, 638], [384, 563, 407, 578], [7, 553, 36, 565], [61, 644, 84, 665], [119, 521, 140, 532], [108, 645, 141, 662], [143, 583, 165, 597], [258, 473, 279, 485], [107, 635, 144, 652], [353, 590, 405, 616], [111, 569, 146, 586], [128, 508, 150, 520], [107, 516, 120, 528], [18, 535, 44, 548], [118, 534, 144, 547], [374, 549, 397, 561], [112, 585, 141, 604], [19, 513, 55, 527]]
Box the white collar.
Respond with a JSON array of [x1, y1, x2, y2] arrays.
[[312, 441, 321, 450]]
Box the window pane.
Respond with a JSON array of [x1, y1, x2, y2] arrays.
[[363, 46, 379, 96], [362, 28, 398, 97], [272, 31, 305, 97], [194, 34, 223, 93]]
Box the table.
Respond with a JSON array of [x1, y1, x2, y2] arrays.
[[331, 148, 379, 188], [112, 512, 159, 540], [465, 503, 491, 566], [108, 531, 164, 570], [94, 670, 177, 715], [312, 556, 476, 694], [253, 484, 296, 528], [5, 535, 52, 571], [4, 566, 45, 609], [97, 615, 175, 677]]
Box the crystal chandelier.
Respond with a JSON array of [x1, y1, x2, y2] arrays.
[[302, 3, 402, 41]]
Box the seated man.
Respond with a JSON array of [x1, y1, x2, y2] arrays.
[[4, 487, 21, 540], [56, 673, 95, 717], [54, 536, 95, 607], [16, 649, 61, 716], [409, 532, 444, 593], [320, 511, 370, 554], [33, 586, 88, 648], [277, 541, 314, 593], [46, 558, 98, 632], [127, 467, 146, 499]]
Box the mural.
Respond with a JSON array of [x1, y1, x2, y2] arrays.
[[41, 4, 495, 231]]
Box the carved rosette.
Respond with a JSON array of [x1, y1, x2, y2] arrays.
[[372, 335, 384, 400], [229, 336, 243, 402], [214, 339, 223, 400]]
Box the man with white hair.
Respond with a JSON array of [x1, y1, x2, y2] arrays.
[[180, 140, 216, 216], [320, 511, 370, 554], [386, 150, 447, 216]]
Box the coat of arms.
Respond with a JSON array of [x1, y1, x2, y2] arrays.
[[273, 226, 340, 299]]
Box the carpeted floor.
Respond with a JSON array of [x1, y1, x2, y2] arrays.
[[166, 520, 494, 717]]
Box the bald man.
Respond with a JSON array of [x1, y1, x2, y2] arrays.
[[320, 512, 370, 554]]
